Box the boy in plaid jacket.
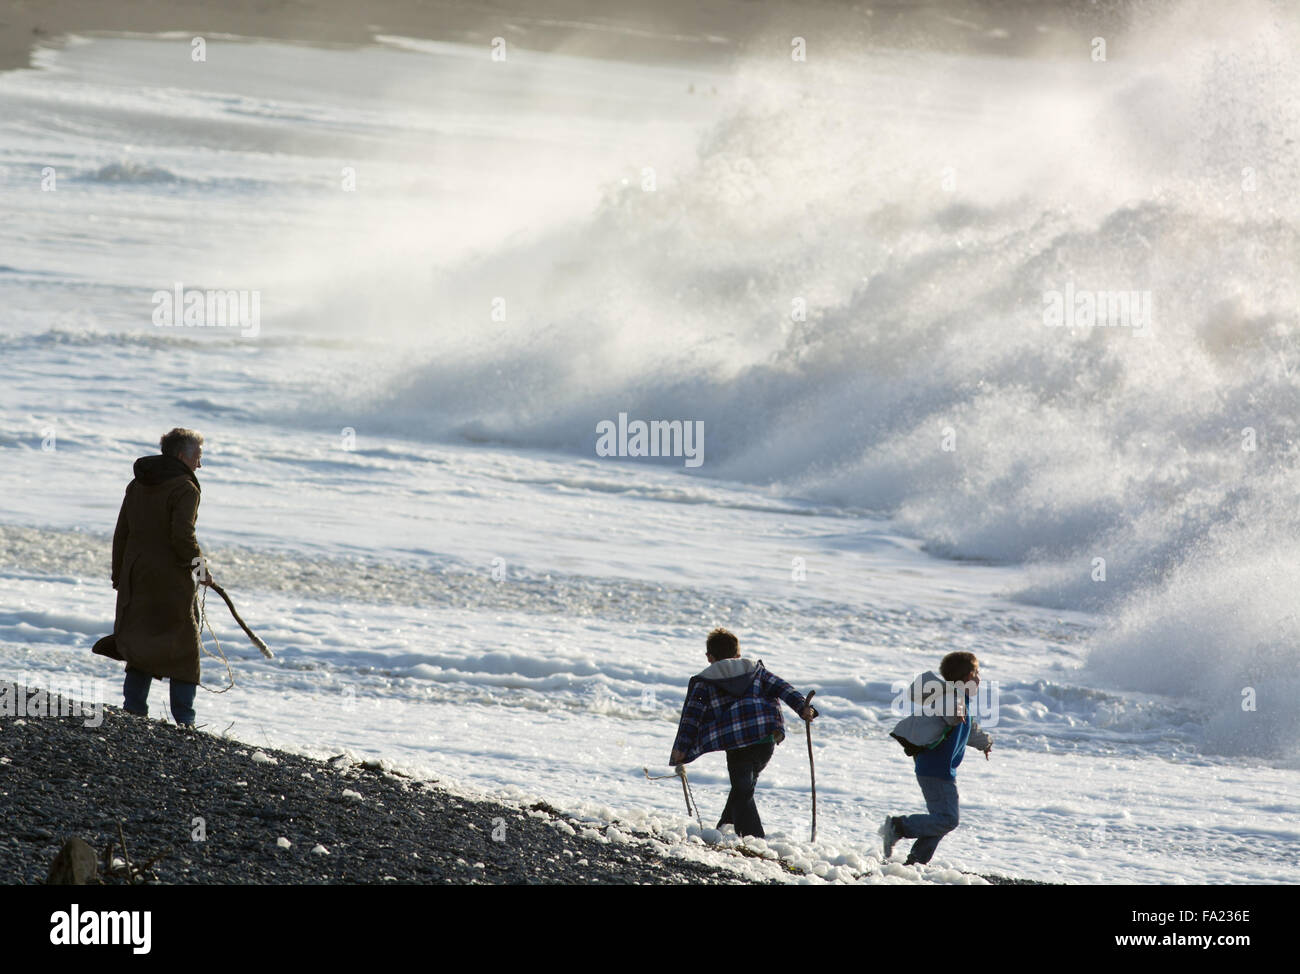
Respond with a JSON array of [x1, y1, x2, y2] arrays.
[[669, 628, 817, 838]]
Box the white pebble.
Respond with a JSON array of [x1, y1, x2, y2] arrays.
[[311, 844, 329, 855], [276, 837, 292, 849]]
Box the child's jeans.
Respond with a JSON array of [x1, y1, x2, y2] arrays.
[[717, 739, 775, 838], [124, 667, 197, 725], [897, 774, 960, 864]]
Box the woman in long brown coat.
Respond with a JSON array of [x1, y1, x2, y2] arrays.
[[107, 428, 211, 725]]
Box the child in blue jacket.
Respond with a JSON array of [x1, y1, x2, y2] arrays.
[[669, 628, 817, 838], [880, 652, 993, 865]]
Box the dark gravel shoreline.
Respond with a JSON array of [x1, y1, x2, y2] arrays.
[[1, 685, 1052, 885], [1, 687, 768, 885]]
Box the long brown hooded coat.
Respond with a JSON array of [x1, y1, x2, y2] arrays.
[[106, 454, 204, 683]]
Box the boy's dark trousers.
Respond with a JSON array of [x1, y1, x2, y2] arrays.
[[717, 739, 775, 838]]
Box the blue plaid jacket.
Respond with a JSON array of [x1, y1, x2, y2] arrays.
[[670, 658, 810, 764]]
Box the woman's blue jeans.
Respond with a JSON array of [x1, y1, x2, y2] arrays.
[[124, 667, 196, 725]]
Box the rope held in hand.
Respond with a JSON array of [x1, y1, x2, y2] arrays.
[[196, 583, 235, 694], [194, 580, 273, 694]]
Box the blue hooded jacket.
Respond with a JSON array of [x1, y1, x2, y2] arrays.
[[892, 670, 993, 780]]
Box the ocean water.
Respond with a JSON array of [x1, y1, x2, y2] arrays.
[[1, 5, 1298, 883]]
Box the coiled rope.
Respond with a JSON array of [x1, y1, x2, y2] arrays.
[[195, 582, 235, 694]]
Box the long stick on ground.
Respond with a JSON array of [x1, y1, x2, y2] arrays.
[[208, 582, 273, 658], [804, 690, 818, 842]]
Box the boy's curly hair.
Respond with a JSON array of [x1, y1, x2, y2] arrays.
[[940, 651, 979, 682], [706, 627, 740, 659]]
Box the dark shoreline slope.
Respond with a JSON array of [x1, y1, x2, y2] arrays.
[[1, 686, 1050, 885], [0, 686, 761, 885]]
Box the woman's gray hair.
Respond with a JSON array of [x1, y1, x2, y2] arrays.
[[160, 427, 204, 459]]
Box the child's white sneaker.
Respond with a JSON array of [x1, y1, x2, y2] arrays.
[[878, 815, 901, 859]]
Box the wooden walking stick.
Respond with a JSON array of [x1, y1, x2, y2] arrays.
[[804, 690, 818, 842], [208, 581, 273, 658], [642, 766, 703, 828]]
